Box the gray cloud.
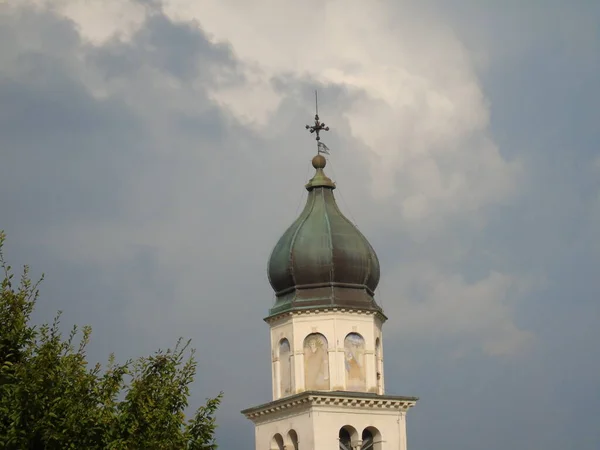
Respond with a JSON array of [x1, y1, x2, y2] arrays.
[[91, 14, 241, 83]]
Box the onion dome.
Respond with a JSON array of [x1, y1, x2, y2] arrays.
[[267, 154, 382, 317]]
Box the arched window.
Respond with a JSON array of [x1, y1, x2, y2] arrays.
[[362, 427, 382, 450], [344, 333, 366, 391], [279, 339, 292, 396], [271, 433, 284, 450], [362, 429, 373, 450], [338, 426, 357, 450], [303, 333, 329, 390], [287, 429, 299, 450]]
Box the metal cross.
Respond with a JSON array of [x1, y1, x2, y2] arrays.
[[305, 91, 329, 141]]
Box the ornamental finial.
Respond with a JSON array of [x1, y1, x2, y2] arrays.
[[305, 91, 330, 149]]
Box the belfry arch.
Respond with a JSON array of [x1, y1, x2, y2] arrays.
[[338, 426, 358, 450], [270, 433, 284, 450], [286, 429, 299, 450], [362, 427, 382, 450]]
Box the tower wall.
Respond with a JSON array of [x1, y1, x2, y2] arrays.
[[246, 393, 414, 450], [310, 406, 409, 450], [268, 309, 386, 401], [254, 406, 315, 450]]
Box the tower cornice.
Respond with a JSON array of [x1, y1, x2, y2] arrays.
[[264, 306, 388, 325], [242, 391, 418, 423]]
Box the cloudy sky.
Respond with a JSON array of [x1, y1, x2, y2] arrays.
[[1, 0, 599, 448]]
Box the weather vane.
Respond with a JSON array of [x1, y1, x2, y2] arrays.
[[305, 91, 331, 155]]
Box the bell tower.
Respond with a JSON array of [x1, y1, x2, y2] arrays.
[[242, 100, 417, 450]]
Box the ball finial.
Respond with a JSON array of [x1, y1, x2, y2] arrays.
[[312, 154, 326, 169]]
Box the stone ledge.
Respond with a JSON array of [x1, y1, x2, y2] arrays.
[[264, 307, 387, 325], [241, 391, 418, 420]]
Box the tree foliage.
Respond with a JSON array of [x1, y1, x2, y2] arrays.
[[0, 231, 221, 449]]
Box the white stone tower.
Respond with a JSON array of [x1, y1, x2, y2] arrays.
[[242, 106, 417, 450]]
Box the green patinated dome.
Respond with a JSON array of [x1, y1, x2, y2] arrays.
[[267, 155, 382, 317]]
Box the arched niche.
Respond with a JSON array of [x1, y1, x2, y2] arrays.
[[303, 333, 330, 390], [286, 429, 299, 450], [344, 332, 366, 391], [338, 425, 358, 450], [278, 338, 292, 396], [270, 433, 284, 450], [361, 427, 382, 450]]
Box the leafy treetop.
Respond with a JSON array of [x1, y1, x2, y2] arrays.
[[0, 231, 222, 450]]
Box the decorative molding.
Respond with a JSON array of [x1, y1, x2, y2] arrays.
[[265, 307, 387, 325], [242, 391, 418, 421], [274, 281, 376, 298]]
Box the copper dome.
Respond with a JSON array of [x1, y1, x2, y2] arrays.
[[267, 156, 381, 317]]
